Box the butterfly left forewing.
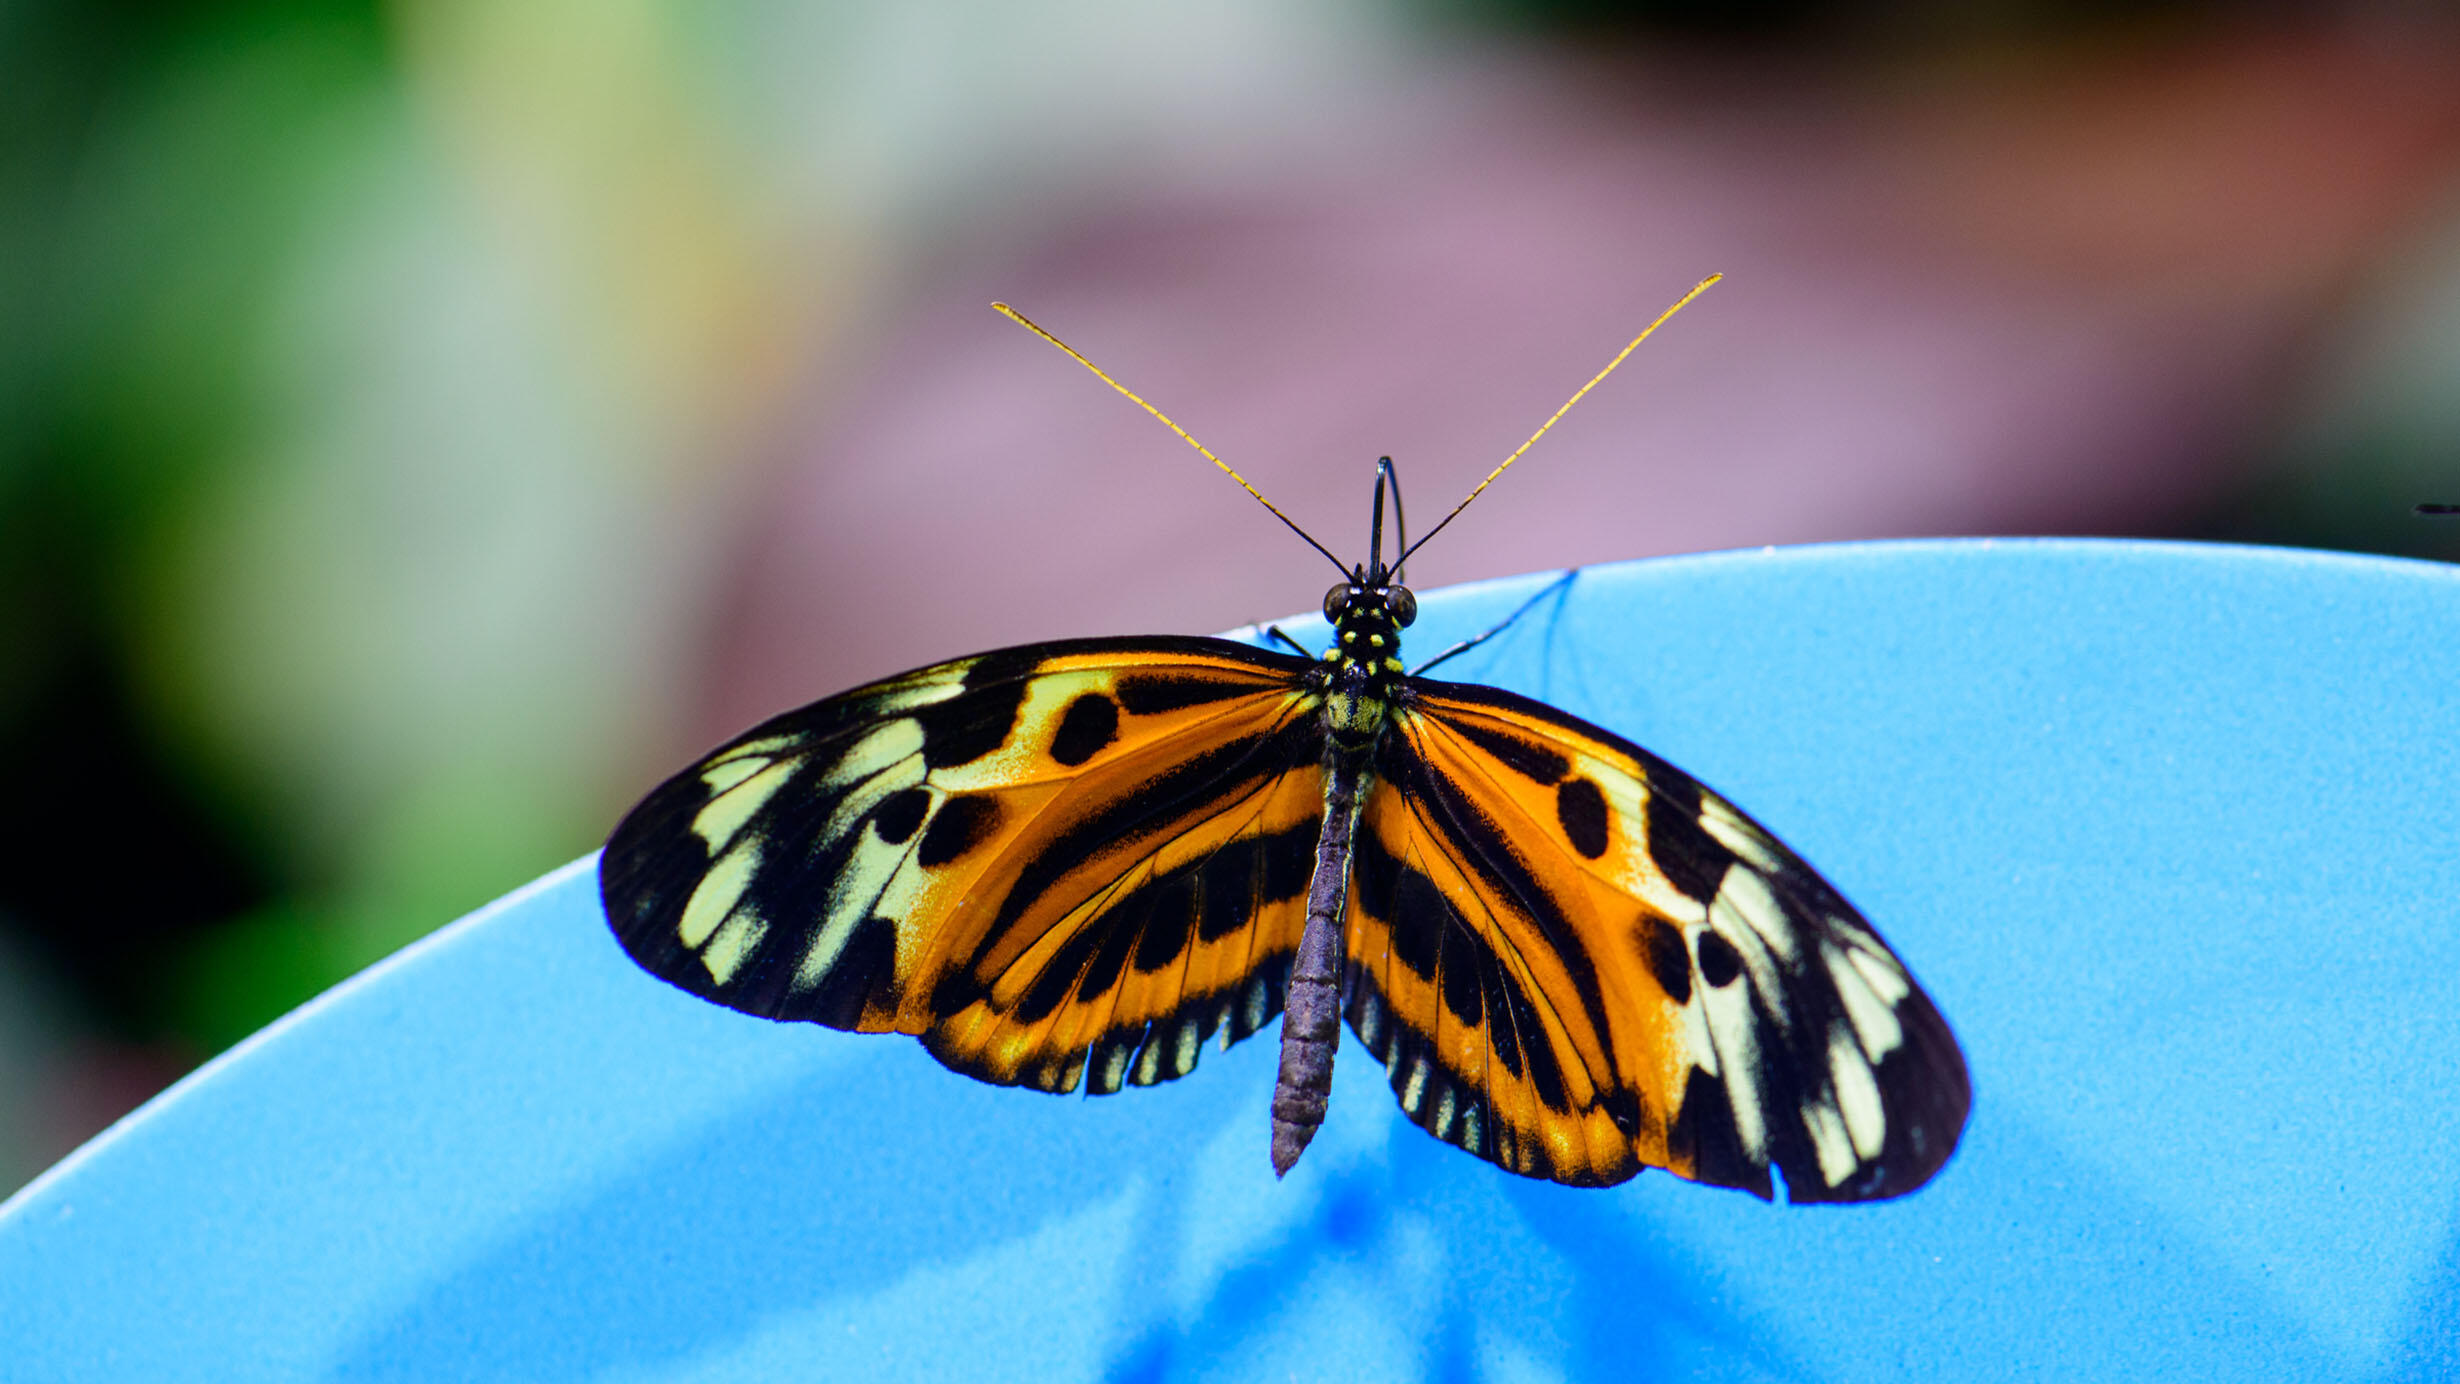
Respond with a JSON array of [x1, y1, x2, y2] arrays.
[[602, 636, 1331, 1097], [1352, 677, 1970, 1199]]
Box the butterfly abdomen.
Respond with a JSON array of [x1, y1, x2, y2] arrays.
[[1269, 752, 1370, 1176]]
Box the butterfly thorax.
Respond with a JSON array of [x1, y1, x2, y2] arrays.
[[1313, 578, 1417, 748]]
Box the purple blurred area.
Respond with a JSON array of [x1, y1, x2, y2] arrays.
[[5, 2, 2460, 1195], [719, 30, 2460, 732]]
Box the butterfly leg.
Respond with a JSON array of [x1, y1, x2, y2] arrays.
[[1271, 761, 1367, 1176], [1263, 625, 1314, 658], [1410, 569, 1577, 677]]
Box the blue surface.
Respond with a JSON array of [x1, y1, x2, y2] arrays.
[[5, 538, 2459, 1382]]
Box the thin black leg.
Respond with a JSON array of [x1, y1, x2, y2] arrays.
[[1411, 569, 1578, 678]]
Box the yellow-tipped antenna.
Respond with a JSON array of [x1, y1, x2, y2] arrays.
[[993, 303, 1349, 575], [1398, 273, 1720, 566]]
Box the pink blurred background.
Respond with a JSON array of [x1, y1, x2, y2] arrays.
[[5, 1, 2460, 1195]]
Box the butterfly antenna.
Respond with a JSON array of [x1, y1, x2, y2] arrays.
[[1367, 458, 1392, 584], [1398, 273, 1720, 567], [1379, 456, 1410, 584], [994, 303, 1350, 576]]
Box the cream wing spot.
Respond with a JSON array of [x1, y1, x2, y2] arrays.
[[1710, 864, 1798, 966], [698, 755, 769, 795], [1401, 1057, 1431, 1115], [1697, 795, 1784, 874], [825, 719, 926, 792], [691, 757, 800, 853], [1832, 1029, 1887, 1159], [678, 842, 759, 949], [1695, 957, 1769, 1160], [715, 733, 798, 762], [1826, 941, 1905, 1059], [930, 669, 1119, 793], [1705, 900, 1789, 1032], [1847, 943, 1913, 1006], [1171, 1019, 1200, 1077], [1672, 969, 1720, 1078], [702, 909, 768, 987], [1805, 1098, 1858, 1189], [863, 663, 975, 716], [819, 760, 927, 848]]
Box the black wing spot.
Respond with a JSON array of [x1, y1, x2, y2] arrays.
[[1391, 872, 1453, 980], [1261, 817, 1316, 900], [1013, 922, 1107, 1025], [1554, 777, 1609, 859], [872, 787, 929, 845], [1133, 871, 1198, 973], [1049, 693, 1121, 766], [1075, 908, 1144, 1008], [1503, 976, 1570, 1112], [917, 679, 1029, 769], [1439, 928, 1485, 1030], [917, 794, 1002, 869], [1599, 1087, 1643, 1138], [1640, 913, 1693, 1004], [1446, 718, 1568, 784], [1197, 836, 1261, 943], [1695, 929, 1743, 988], [1356, 825, 1459, 982], [1483, 964, 1524, 1078], [1645, 774, 1734, 903], [1668, 1066, 1773, 1200], [1116, 672, 1256, 715]]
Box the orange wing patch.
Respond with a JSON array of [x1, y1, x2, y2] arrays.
[[603, 637, 1331, 1099], [1349, 678, 1969, 1200]]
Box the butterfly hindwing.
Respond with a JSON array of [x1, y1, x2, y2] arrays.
[[1347, 676, 1970, 1198], [601, 636, 1330, 1097]]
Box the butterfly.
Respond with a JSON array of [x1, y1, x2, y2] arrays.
[[600, 279, 1971, 1199]]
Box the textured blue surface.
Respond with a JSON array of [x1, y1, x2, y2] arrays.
[[4, 538, 2458, 1382]]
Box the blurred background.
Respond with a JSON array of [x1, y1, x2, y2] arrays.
[[4, 0, 2459, 1196]]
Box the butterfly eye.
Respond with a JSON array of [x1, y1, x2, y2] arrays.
[[1323, 585, 1354, 621], [1390, 587, 1417, 627]]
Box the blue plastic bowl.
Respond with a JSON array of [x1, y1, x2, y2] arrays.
[[5, 539, 2456, 1382]]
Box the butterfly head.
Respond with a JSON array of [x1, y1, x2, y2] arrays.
[[1322, 575, 1416, 670]]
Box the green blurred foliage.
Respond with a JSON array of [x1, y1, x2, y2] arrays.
[[1, 0, 576, 1064]]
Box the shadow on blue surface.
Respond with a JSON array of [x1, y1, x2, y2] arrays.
[[322, 1030, 2402, 1382], [326, 1058, 1801, 1383], [326, 1041, 1225, 1379], [2384, 1189, 2460, 1383]]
